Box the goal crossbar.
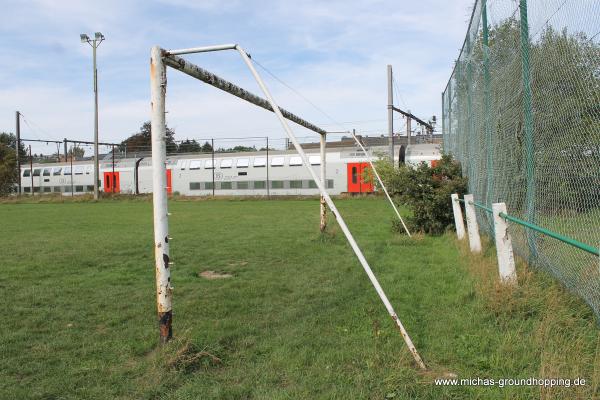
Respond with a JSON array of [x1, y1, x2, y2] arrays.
[[164, 52, 326, 135], [150, 44, 426, 369]]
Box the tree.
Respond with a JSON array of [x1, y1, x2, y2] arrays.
[[375, 154, 468, 235], [216, 145, 257, 153], [67, 146, 85, 159], [178, 139, 201, 153], [201, 141, 213, 153], [0, 132, 20, 196], [121, 121, 177, 153]]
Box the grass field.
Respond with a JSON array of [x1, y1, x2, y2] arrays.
[[1, 196, 599, 399]]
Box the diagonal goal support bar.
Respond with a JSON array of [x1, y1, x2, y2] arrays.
[[150, 44, 426, 369]]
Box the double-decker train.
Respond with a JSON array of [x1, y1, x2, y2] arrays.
[[18, 141, 441, 196]]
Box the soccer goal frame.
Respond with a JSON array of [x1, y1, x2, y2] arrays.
[[149, 44, 426, 369]]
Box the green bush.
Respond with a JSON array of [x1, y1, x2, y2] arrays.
[[374, 154, 468, 235]]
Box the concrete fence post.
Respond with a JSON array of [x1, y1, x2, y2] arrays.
[[464, 194, 481, 253], [451, 193, 466, 240], [492, 202, 517, 285]]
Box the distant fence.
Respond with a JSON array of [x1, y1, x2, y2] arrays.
[[442, 1, 600, 315]]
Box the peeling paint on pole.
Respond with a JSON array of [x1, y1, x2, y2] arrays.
[[492, 202, 517, 285], [464, 194, 482, 253], [163, 54, 326, 135], [320, 133, 327, 232], [451, 194, 466, 240], [150, 46, 173, 343]]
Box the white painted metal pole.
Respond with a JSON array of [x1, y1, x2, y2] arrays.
[[167, 44, 237, 55], [150, 46, 173, 343], [320, 133, 327, 232], [236, 46, 426, 370], [464, 194, 482, 253], [387, 65, 394, 161], [492, 202, 517, 285], [351, 129, 411, 237], [451, 194, 466, 240]]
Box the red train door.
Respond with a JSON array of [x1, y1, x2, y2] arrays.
[[347, 163, 374, 193], [359, 163, 373, 193], [103, 172, 120, 193], [347, 163, 360, 193], [166, 169, 172, 195]]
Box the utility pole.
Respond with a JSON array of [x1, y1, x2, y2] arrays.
[[387, 65, 394, 161], [406, 110, 412, 146], [15, 111, 21, 195], [29, 145, 33, 195], [80, 32, 105, 200]]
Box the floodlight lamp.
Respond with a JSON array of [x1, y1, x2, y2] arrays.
[[80, 33, 90, 43], [95, 32, 104, 40]]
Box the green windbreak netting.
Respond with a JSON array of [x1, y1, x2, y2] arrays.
[[442, 0, 600, 315]]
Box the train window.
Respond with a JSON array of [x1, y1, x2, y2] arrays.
[[23, 169, 31, 177], [85, 166, 91, 175], [351, 166, 358, 184], [236, 158, 249, 168], [189, 182, 201, 190], [53, 167, 62, 176], [271, 180, 284, 189], [64, 166, 72, 175], [220, 159, 233, 168], [205, 182, 214, 190], [177, 159, 187, 170], [42, 169, 51, 176], [53, 186, 61, 193], [33, 169, 41, 177], [43, 187, 51, 193], [86, 185, 94, 192], [309, 155, 320, 165], [33, 186, 40, 193], [204, 160, 215, 169], [64, 185, 72, 192], [24, 187, 31, 193], [308, 180, 318, 189], [289, 156, 302, 166], [271, 157, 284, 167], [220, 182, 232, 189], [253, 181, 266, 189], [290, 180, 303, 189], [253, 157, 266, 167], [75, 185, 84, 192], [327, 179, 334, 189], [237, 181, 249, 190], [189, 160, 202, 170], [74, 166, 84, 175]]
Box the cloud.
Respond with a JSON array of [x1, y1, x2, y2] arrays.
[[0, 0, 474, 152]]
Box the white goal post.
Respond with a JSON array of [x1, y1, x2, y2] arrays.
[[149, 44, 426, 369]]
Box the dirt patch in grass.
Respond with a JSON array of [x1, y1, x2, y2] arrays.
[[199, 270, 233, 280]]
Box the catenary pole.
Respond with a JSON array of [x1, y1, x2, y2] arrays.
[[29, 145, 33, 195], [387, 65, 394, 161], [15, 111, 21, 195]]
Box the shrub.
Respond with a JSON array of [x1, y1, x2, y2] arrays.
[[374, 154, 468, 235]]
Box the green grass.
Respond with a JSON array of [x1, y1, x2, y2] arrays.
[[0, 197, 598, 399]]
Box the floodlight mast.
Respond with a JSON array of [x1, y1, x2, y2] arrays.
[[80, 31, 105, 200], [149, 44, 426, 370]]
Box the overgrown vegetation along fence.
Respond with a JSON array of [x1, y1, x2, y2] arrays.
[[441, 0, 600, 315]]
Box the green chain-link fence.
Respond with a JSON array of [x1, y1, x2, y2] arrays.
[[442, 0, 600, 315]]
